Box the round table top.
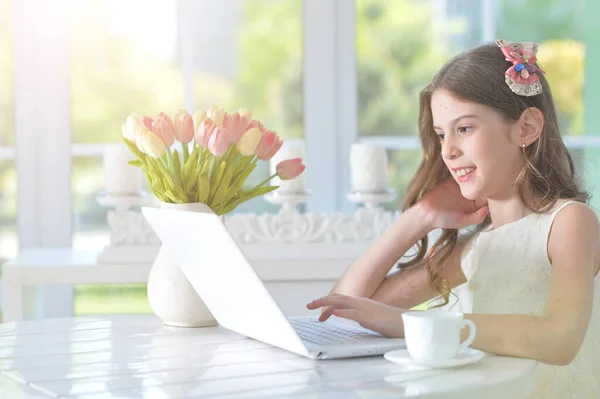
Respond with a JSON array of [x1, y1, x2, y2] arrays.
[[0, 315, 538, 398]]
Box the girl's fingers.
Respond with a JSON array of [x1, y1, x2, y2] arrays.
[[318, 306, 335, 322], [467, 206, 489, 224], [306, 294, 362, 311]]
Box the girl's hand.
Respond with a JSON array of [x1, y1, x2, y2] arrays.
[[418, 178, 488, 230], [306, 294, 405, 338]]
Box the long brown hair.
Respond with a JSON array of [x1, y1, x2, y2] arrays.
[[400, 42, 589, 307]]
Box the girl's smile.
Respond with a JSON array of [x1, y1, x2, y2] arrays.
[[453, 166, 477, 182]]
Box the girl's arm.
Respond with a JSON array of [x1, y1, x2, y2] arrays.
[[370, 235, 470, 309], [326, 203, 477, 319], [327, 179, 487, 314], [327, 204, 433, 302], [463, 203, 599, 365]]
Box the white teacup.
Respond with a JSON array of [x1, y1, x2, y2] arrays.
[[401, 311, 476, 362]]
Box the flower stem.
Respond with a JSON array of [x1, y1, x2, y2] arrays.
[[253, 172, 278, 190], [182, 142, 190, 163], [208, 156, 217, 180], [198, 147, 205, 167], [166, 149, 173, 171]]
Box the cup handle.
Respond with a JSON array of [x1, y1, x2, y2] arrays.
[[458, 319, 476, 352]]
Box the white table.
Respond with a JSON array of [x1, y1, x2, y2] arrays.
[[0, 315, 538, 398]]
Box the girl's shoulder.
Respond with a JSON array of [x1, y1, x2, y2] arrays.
[[544, 199, 598, 241], [546, 199, 600, 273], [545, 199, 598, 227], [548, 198, 595, 213]]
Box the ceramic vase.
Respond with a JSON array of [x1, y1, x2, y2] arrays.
[[146, 201, 218, 327]]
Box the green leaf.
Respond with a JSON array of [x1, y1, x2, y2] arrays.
[[151, 184, 168, 202], [241, 185, 278, 201], [162, 176, 173, 191], [149, 173, 165, 192], [173, 149, 182, 180], [128, 159, 144, 168], [231, 156, 255, 180], [219, 194, 241, 214], [182, 146, 199, 181], [164, 190, 181, 203], [157, 159, 177, 189], [230, 162, 256, 192], [182, 142, 190, 163], [219, 185, 277, 215], [122, 137, 145, 162], [200, 151, 213, 172], [184, 168, 197, 193], [221, 162, 257, 205], [196, 171, 211, 203], [211, 161, 235, 207], [148, 158, 163, 178], [208, 161, 227, 205]]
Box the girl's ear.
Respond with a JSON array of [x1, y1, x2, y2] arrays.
[[518, 107, 544, 146]]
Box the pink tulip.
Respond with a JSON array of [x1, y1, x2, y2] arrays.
[[263, 133, 283, 160], [255, 130, 282, 161], [207, 128, 229, 156], [173, 110, 194, 143], [195, 118, 218, 148], [141, 116, 154, 131], [276, 158, 305, 180], [193, 110, 207, 131], [223, 111, 252, 144], [246, 119, 266, 135], [207, 106, 226, 128], [152, 112, 175, 147]]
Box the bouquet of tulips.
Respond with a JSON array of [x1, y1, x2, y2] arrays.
[[121, 107, 306, 215]]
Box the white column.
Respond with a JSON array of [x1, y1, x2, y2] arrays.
[[14, 0, 73, 319], [304, 0, 358, 213], [336, 0, 358, 213], [303, 0, 337, 212], [481, 0, 496, 43]]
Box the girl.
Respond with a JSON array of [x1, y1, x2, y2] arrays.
[[307, 40, 600, 398]]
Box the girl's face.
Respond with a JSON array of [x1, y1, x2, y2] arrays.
[[431, 89, 524, 201]]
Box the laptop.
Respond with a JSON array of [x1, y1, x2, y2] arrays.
[[141, 206, 406, 359]]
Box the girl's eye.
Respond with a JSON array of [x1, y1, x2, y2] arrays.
[[458, 126, 472, 134]]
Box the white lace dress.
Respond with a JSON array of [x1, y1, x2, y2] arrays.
[[455, 200, 600, 398]]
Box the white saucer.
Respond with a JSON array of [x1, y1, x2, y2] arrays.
[[384, 348, 485, 369]]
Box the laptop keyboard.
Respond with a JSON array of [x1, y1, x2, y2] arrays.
[[289, 318, 387, 346]]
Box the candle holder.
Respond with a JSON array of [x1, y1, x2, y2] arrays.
[[346, 189, 396, 209], [103, 143, 143, 196], [264, 190, 312, 212]]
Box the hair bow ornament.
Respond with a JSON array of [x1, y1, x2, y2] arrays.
[[496, 39, 545, 96]]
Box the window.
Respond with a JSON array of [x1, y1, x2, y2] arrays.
[[0, 0, 16, 259], [69, 0, 184, 249], [496, 0, 585, 137], [6, 0, 600, 319], [69, 0, 303, 315], [357, 0, 597, 211], [356, 0, 484, 209], [69, 0, 185, 315], [70, 0, 304, 249], [0, 0, 15, 319], [356, 0, 482, 138], [190, 0, 303, 214]]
